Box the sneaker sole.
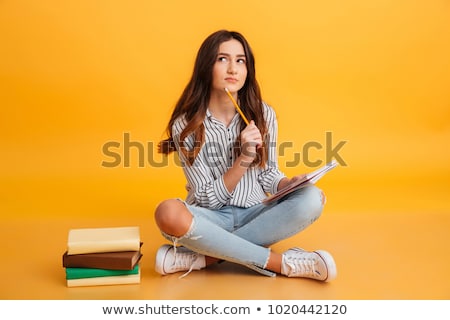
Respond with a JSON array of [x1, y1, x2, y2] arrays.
[[155, 244, 172, 275], [314, 250, 337, 282]]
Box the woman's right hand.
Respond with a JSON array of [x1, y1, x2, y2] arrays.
[[239, 120, 262, 162]]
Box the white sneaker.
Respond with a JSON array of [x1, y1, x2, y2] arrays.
[[281, 247, 337, 282], [155, 244, 206, 278]]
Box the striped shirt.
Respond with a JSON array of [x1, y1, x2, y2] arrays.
[[172, 102, 285, 209]]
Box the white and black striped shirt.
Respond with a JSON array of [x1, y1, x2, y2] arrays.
[[172, 102, 285, 209]]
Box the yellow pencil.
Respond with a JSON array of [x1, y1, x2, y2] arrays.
[[224, 88, 250, 125]]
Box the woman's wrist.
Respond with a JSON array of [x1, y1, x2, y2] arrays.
[[237, 153, 255, 168]]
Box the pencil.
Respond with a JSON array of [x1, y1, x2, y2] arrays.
[[224, 88, 250, 125]]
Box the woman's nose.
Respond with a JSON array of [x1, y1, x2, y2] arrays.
[[227, 62, 237, 74]]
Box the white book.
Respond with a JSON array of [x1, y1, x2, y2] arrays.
[[67, 226, 140, 255]]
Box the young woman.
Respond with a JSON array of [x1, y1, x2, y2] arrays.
[[154, 30, 337, 281]]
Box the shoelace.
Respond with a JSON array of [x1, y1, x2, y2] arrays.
[[286, 255, 318, 278], [179, 259, 198, 279], [171, 245, 200, 279]]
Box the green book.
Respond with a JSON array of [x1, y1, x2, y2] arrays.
[[65, 264, 139, 280]]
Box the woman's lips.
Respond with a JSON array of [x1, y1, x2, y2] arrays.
[[225, 77, 238, 83]]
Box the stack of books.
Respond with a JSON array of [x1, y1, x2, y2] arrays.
[[62, 226, 143, 287]]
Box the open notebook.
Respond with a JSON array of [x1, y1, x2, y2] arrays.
[[263, 160, 338, 204]]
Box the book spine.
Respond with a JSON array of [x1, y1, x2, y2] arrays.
[[67, 240, 140, 255], [65, 265, 139, 280], [63, 253, 141, 270], [63, 256, 129, 270], [66, 273, 141, 287]]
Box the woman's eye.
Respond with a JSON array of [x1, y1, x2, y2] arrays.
[[218, 56, 227, 62], [237, 58, 246, 64]]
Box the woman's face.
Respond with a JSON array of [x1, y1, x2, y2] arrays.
[[211, 39, 248, 94]]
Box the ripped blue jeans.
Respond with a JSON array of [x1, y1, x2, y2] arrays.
[[160, 185, 324, 276]]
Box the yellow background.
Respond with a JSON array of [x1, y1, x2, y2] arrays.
[[0, 0, 449, 300], [2, 0, 449, 219]]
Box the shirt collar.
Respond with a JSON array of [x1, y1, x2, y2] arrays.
[[206, 108, 242, 127]]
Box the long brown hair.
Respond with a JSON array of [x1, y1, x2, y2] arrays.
[[158, 30, 267, 167]]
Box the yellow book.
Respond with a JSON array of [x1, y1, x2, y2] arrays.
[[67, 226, 140, 255], [67, 270, 141, 287]]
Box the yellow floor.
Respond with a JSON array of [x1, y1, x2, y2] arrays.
[[1, 181, 449, 300]]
